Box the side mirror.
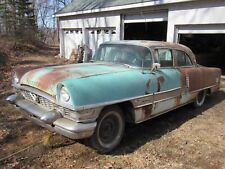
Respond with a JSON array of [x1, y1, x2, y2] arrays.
[[151, 63, 161, 71]]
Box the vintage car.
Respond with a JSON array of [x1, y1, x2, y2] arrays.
[[7, 41, 221, 152]]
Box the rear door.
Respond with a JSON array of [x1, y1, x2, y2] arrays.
[[175, 49, 202, 92]]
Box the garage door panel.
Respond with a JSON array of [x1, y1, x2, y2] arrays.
[[64, 29, 83, 59], [88, 28, 117, 54]]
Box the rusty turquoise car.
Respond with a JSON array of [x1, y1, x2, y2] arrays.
[[7, 41, 221, 152]]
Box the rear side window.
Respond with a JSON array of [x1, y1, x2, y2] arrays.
[[155, 49, 173, 67], [176, 50, 192, 66]]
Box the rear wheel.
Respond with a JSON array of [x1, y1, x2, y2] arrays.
[[88, 106, 125, 153], [194, 90, 207, 107]]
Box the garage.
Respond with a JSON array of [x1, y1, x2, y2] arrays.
[[177, 25, 225, 75], [56, 0, 225, 62], [124, 11, 168, 41]]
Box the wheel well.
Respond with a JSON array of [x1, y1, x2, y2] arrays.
[[118, 101, 135, 123], [101, 101, 135, 123], [207, 88, 211, 95]]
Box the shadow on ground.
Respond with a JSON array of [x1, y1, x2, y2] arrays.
[[35, 90, 225, 156], [109, 90, 225, 155]]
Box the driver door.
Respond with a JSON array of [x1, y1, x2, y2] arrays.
[[151, 48, 182, 115]]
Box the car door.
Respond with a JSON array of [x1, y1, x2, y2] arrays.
[[175, 49, 207, 92], [174, 49, 203, 104], [151, 48, 182, 115]]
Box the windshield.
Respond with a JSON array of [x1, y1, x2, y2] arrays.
[[93, 44, 153, 68]]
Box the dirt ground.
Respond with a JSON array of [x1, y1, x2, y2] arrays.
[[0, 47, 225, 169]]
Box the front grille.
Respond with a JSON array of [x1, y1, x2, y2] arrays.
[[20, 90, 54, 111]]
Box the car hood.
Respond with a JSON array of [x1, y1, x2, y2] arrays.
[[20, 63, 132, 96]]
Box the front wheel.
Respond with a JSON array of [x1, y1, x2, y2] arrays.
[[194, 90, 207, 107], [88, 106, 125, 153]]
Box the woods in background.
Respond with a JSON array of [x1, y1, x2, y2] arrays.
[[0, 0, 72, 44]]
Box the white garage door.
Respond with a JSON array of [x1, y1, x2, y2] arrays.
[[64, 29, 83, 59], [88, 28, 117, 54]]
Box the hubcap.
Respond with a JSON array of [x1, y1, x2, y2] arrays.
[[99, 115, 119, 144]]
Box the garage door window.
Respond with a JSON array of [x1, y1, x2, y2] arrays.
[[176, 50, 192, 66]]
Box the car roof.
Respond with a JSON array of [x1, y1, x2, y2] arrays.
[[102, 40, 189, 51], [101, 40, 196, 63]]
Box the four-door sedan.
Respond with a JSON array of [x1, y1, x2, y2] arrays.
[[7, 41, 221, 152]]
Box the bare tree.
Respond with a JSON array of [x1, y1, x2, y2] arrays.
[[0, 0, 72, 43], [35, 0, 72, 43], [0, 0, 37, 39]]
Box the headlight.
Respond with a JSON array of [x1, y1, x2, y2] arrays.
[[60, 87, 70, 102], [12, 72, 19, 84]]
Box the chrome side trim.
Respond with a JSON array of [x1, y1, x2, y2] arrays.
[[134, 87, 181, 108], [135, 102, 153, 109], [154, 87, 181, 95], [74, 94, 154, 111], [154, 87, 181, 103], [190, 84, 218, 93], [135, 100, 194, 124], [133, 94, 154, 108], [75, 88, 182, 111]]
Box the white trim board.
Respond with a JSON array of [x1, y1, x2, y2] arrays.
[[177, 24, 225, 34], [124, 11, 168, 23]]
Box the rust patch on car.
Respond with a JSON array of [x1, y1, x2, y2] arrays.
[[157, 76, 165, 92], [15, 64, 60, 83], [15, 65, 41, 80], [36, 68, 71, 92], [143, 105, 153, 118], [145, 79, 151, 94], [175, 95, 182, 106], [179, 66, 221, 92], [135, 105, 153, 122]]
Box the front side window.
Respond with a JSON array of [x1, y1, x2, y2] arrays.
[[93, 44, 153, 68], [155, 49, 173, 67], [176, 50, 192, 66]]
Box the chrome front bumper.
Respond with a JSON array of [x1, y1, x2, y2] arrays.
[[6, 94, 96, 139]]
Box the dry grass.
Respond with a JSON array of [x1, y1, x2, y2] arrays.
[[0, 38, 225, 168]]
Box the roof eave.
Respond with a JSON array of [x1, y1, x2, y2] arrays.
[[55, 0, 196, 17]]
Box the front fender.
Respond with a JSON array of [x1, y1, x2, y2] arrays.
[[61, 70, 151, 109]]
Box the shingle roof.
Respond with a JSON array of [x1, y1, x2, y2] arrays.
[[56, 0, 154, 15]]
